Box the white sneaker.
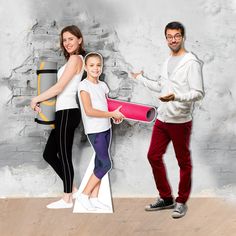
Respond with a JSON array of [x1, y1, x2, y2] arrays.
[[77, 194, 96, 211], [90, 198, 111, 210], [46, 199, 73, 209], [172, 202, 188, 219], [72, 190, 79, 199]]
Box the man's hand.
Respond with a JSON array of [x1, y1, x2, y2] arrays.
[[159, 94, 175, 102], [130, 70, 144, 79]]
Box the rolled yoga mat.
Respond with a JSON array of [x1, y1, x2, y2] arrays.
[[35, 61, 57, 128], [107, 98, 157, 123]]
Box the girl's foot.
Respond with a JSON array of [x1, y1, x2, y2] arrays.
[[77, 193, 96, 211], [90, 197, 111, 210]]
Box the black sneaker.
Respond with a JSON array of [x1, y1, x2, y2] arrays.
[[145, 198, 175, 211]]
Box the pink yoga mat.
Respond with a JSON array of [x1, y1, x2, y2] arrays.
[[107, 98, 157, 123]]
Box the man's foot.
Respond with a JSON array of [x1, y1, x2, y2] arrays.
[[172, 202, 188, 219], [90, 198, 111, 210], [77, 193, 96, 211], [145, 198, 175, 211], [46, 199, 73, 209]]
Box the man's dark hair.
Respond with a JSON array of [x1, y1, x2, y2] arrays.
[[164, 22, 185, 37]]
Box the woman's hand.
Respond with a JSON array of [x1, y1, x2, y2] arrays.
[[130, 70, 144, 79], [30, 98, 41, 113]]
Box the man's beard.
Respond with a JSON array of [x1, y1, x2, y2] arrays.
[[169, 43, 182, 53]]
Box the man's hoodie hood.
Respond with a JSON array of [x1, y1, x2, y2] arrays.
[[161, 52, 202, 78]]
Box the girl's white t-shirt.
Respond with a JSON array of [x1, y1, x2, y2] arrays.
[[78, 79, 111, 134]]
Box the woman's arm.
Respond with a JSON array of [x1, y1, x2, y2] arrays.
[[31, 55, 83, 110], [80, 91, 123, 119]]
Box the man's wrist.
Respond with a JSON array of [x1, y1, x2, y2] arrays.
[[136, 74, 143, 80], [174, 94, 180, 101]]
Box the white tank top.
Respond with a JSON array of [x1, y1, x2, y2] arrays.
[[56, 55, 84, 111]]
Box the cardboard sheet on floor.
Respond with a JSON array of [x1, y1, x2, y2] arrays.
[[73, 153, 113, 213]]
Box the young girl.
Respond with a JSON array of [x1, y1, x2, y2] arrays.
[[31, 25, 85, 209], [77, 52, 123, 210]]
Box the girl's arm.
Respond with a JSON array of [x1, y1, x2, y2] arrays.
[[31, 55, 83, 110], [80, 91, 123, 119]]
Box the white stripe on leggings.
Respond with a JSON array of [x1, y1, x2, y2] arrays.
[[60, 110, 68, 192], [60, 110, 71, 193], [64, 109, 72, 192]]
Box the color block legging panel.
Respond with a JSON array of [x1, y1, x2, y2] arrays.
[[87, 129, 112, 179], [43, 108, 81, 193]]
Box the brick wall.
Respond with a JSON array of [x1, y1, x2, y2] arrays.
[[1, 0, 236, 197]]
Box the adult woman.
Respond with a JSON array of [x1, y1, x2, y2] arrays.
[[31, 25, 85, 209]]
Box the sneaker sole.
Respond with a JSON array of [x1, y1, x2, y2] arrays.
[[172, 212, 186, 218], [145, 204, 175, 211]]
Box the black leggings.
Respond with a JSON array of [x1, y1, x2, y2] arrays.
[[43, 108, 80, 193]]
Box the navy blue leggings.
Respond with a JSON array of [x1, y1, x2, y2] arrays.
[[87, 129, 112, 179]]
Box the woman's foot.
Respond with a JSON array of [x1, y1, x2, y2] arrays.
[[72, 186, 79, 199], [72, 190, 79, 199], [46, 199, 73, 209]]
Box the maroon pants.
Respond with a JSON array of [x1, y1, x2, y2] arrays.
[[148, 119, 192, 203]]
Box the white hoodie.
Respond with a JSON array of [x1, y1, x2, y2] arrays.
[[138, 52, 204, 123]]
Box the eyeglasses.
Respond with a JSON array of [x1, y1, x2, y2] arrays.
[[166, 34, 182, 41]]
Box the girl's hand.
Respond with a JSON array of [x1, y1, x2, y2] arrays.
[[30, 98, 41, 113], [130, 70, 144, 79], [111, 106, 124, 119], [112, 118, 123, 124]]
